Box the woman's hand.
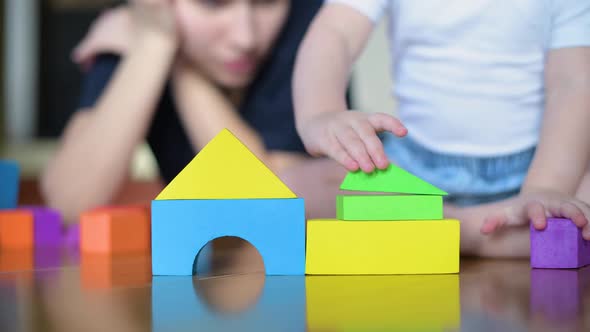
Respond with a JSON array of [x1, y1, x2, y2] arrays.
[[72, 0, 178, 70]]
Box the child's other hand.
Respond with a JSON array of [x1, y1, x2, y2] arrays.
[[481, 189, 590, 240], [298, 111, 407, 173]]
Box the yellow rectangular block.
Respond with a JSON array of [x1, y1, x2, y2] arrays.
[[306, 275, 460, 330], [305, 219, 460, 275]]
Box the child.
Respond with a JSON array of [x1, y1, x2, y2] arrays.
[[293, 0, 590, 256]]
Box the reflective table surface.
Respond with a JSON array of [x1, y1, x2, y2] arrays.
[[0, 241, 588, 332]]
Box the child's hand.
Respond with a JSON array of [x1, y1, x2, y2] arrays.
[[298, 111, 407, 173], [481, 189, 590, 240]]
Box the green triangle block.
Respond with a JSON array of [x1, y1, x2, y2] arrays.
[[340, 164, 447, 196]]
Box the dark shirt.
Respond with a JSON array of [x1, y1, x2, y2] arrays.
[[77, 0, 324, 183]]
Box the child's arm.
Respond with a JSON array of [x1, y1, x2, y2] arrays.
[[293, 3, 407, 173], [522, 47, 590, 196], [478, 47, 590, 240], [41, 1, 177, 222]]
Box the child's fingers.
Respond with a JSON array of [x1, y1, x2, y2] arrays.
[[326, 135, 359, 171], [335, 128, 374, 173], [481, 213, 506, 234], [561, 201, 589, 228], [526, 201, 547, 230], [545, 201, 588, 229], [583, 223, 590, 241], [351, 120, 389, 170], [481, 204, 527, 234], [367, 113, 408, 137]]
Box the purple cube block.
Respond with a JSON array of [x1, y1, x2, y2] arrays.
[[34, 247, 62, 269], [530, 268, 589, 322], [531, 218, 590, 269], [63, 223, 80, 248], [23, 207, 62, 246]]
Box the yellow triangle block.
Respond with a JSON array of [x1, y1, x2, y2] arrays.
[[155, 129, 296, 200]]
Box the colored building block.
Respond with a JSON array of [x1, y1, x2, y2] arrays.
[[80, 205, 150, 254], [156, 129, 295, 200], [530, 268, 590, 323], [81, 253, 151, 290], [530, 218, 590, 269], [0, 208, 62, 249], [0, 249, 33, 272], [0, 160, 19, 208], [34, 247, 62, 269], [336, 194, 443, 221], [151, 198, 305, 275], [26, 207, 62, 245], [340, 163, 447, 195], [307, 275, 460, 330], [152, 276, 305, 332], [306, 219, 460, 275], [0, 160, 20, 209]]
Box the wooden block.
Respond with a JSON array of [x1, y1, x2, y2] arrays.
[[306, 275, 460, 330], [80, 205, 150, 254], [306, 219, 460, 275], [531, 218, 590, 269], [155, 129, 296, 200], [337, 194, 443, 220], [0, 208, 62, 249], [0, 160, 20, 209], [340, 163, 447, 195], [151, 198, 305, 275]]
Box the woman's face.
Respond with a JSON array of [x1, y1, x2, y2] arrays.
[[175, 0, 290, 89]]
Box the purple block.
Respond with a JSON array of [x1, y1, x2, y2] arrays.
[[531, 218, 590, 269], [530, 268, 589, 322], [63, 223, 80, 248], [34, 247, 62, 269], [23, 207, 62, 246]]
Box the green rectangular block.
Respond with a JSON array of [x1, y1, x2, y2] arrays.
[[337, 195, 443, 221]]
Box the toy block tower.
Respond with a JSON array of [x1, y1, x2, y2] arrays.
[[151, 129, 305, 276], [306, 164, 460, 275]]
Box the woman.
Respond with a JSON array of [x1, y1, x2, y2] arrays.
[[41, 0, 342, 222]]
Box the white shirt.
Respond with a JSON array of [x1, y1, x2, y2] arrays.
[[327, 0, 590, 156]]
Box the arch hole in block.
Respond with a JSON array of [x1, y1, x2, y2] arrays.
[[192, 236, 265, 277], [192, 272, 266, 315]]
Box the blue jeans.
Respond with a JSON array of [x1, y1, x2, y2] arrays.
[[381, 133, 536, 206]]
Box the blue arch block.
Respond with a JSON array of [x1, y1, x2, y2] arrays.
[[0, 160, 19, 209], [151, 198, 305, 275]]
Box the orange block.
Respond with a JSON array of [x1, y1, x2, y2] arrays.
[[81, 253, 151, 290], [0, 210, 34, 249], [80, 206, 151, 254], [0, 249, 33, 272]]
